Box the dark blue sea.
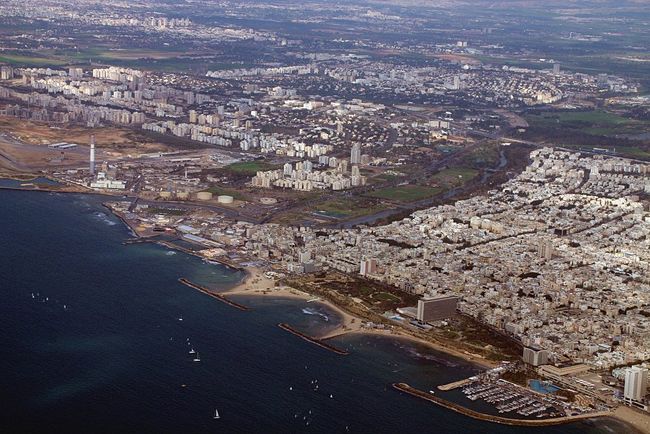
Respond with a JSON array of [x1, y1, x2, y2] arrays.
[[0, 189, 634, 433]]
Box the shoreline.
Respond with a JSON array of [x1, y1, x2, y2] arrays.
[[5, 185, 648, 432], [222, 266, 497, 369], [224, 269, 650, 432]]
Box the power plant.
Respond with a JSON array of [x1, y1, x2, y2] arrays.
[[89, 135, 96, 176]]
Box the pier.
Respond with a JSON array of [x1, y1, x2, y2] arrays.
[[278, 323, 349, 355], [178, 278, 250, 311], [437, 378, 472, 391], [392, 383, 609, 427]]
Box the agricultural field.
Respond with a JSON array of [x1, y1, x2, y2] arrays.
[[526, 110, 650, 137], [0, 54, 66, 67]]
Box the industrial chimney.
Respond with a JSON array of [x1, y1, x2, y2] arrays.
[[89, 135, 96, 176]]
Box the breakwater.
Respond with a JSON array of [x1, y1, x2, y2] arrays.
[[157, 240, 243, 271], [278, 323, 349, 355], [437, 378, 472, 391], [178, 278, 250, 311], [392, 383, 609, 427]]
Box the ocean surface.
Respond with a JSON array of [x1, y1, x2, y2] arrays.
[[0, 189, 634, 433]]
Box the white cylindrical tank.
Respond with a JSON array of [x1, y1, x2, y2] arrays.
[[217, 195, 233, 204], [196, 191, 213, 201]]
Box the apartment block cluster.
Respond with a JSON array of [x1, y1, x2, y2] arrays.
[[318, 59, 630, 108], [0, 65, 246, 129], [128, 144, 650, 369], [253, 161, 366, 192], [240, 148, 650, 368]]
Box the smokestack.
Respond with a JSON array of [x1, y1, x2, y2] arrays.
[[89, 135, 96, 176]]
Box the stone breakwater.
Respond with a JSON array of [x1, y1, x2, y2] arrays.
[[278, 323, 349, 355], [392, 383, 610, 427], [178, 278, 250, 311]]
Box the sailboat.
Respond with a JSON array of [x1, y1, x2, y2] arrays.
[[193, 352, 201, 362], [213, 409, 220, 419], [189, 348, 196, 354]]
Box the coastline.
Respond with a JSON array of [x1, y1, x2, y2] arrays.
[[222, 266, 497, 369], [4, 185, 648, 432]]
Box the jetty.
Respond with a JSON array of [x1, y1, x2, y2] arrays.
[[392, 383, 609, 427], [278, 323, 349, 355], [437, 378, 472, 391], [178, 278, 250, 311]]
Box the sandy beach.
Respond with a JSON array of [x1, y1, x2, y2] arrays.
[[222, 268, 649, 430], [223, 267, 497, 369], [224, 267, 362, 334], [612, 406, 650, 434]]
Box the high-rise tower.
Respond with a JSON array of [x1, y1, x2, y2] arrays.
[[89, 135, 96, 176], [350, 143, 361, 165]]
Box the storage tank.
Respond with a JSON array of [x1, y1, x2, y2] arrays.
[[196, 191, 213, 201], [217, 195, 234, 204], [159, 191, 172, 199], [176, 191, 190, 200]]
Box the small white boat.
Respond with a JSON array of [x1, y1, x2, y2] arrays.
[[213, 409, 220, 419], [189, 348, 196, 354], [429, 390, 435, 395], [193, 352, 201, 362]]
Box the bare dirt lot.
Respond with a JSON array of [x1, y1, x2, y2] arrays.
[[0, 117, 170, 172]]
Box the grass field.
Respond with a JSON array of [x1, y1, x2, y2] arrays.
[[526, 110, 650, 136], [224, 161, 280, 175], [429, 167, 479, 189], [461, 144, 500, 167], [373, 292, 401, 302], [0, 49, 252, 73], [366, 185, 441, 202], [315, 198, 385, 218], [0, 54, 66, 67]]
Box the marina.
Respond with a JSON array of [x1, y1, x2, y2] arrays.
[[461, 380, 561, 418], [392, 383, 611, 427]]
